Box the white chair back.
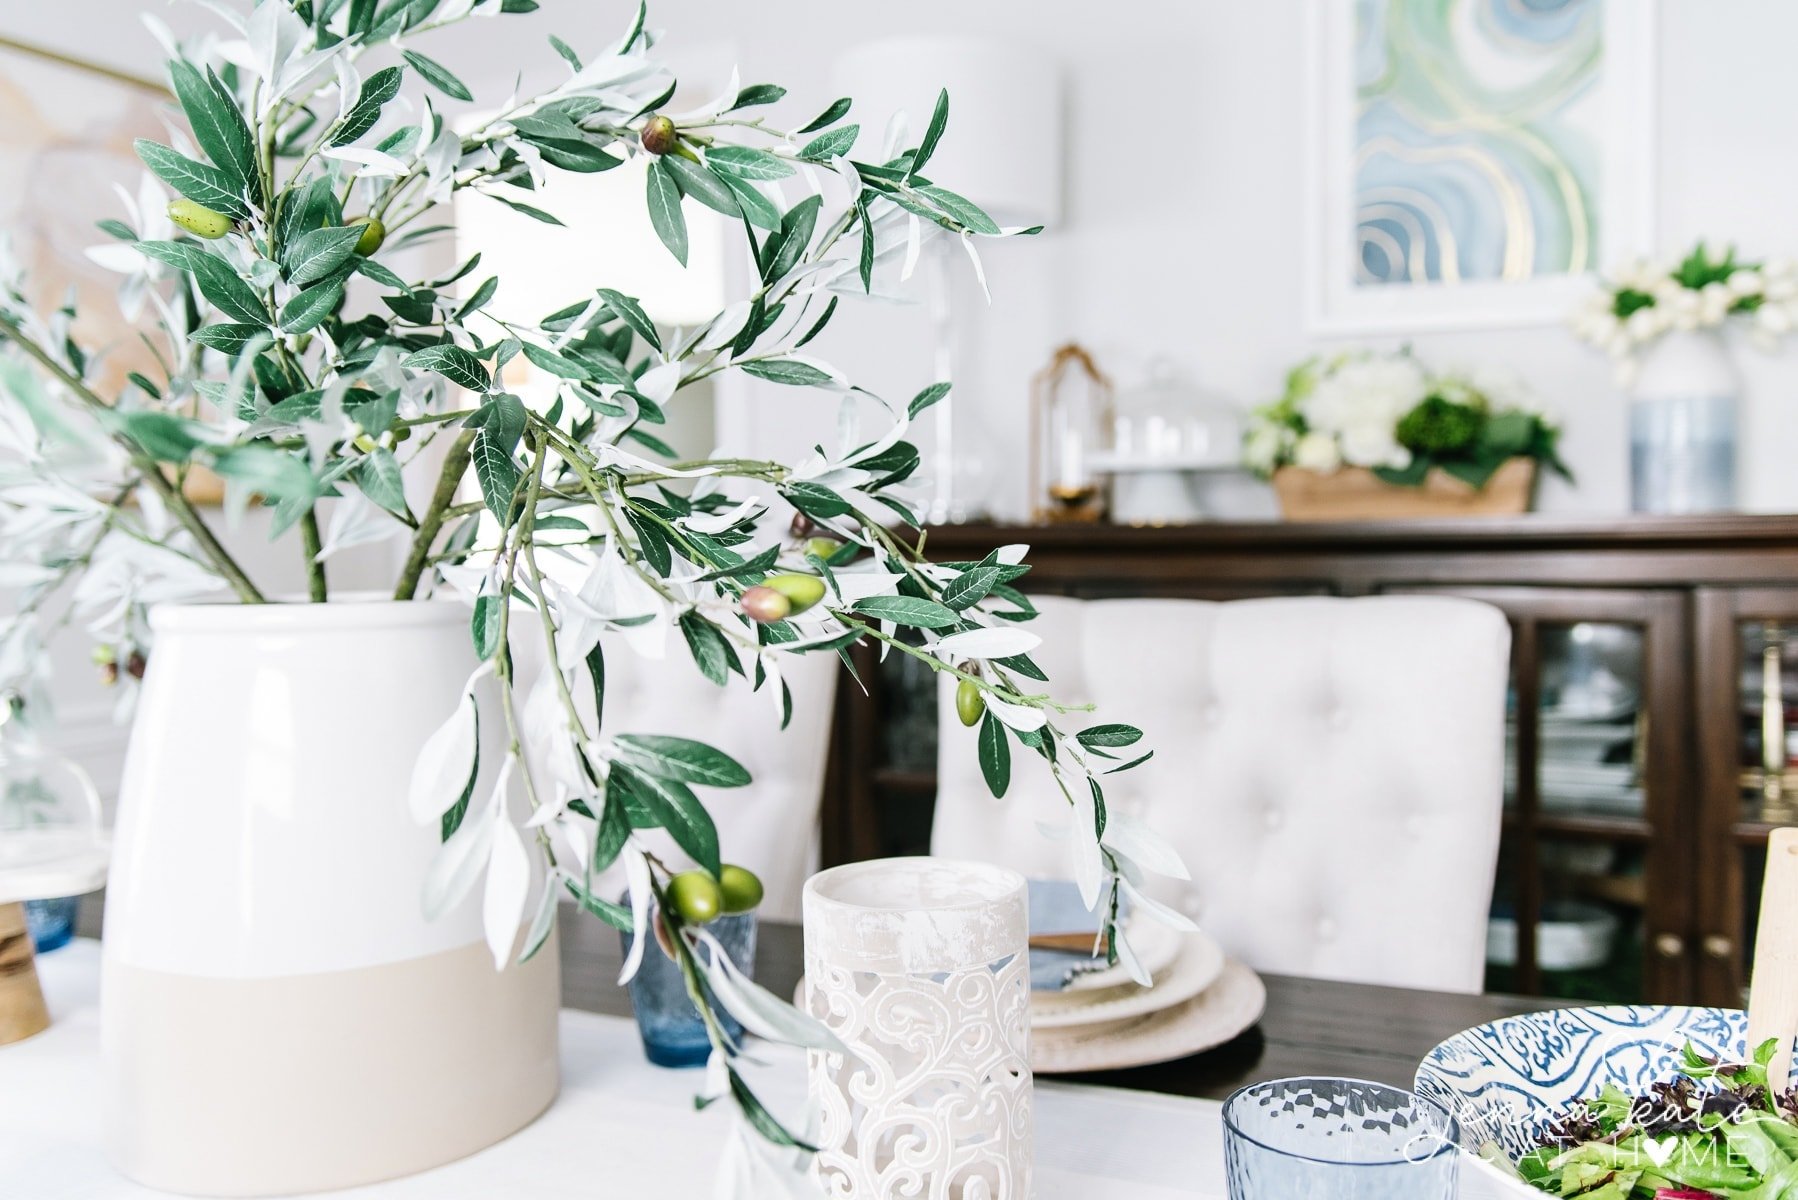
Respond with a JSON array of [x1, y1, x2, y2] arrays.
[[931, 595, 1510, 993]]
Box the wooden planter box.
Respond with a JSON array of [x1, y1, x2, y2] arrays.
[[1272, 457, 1536, 521]]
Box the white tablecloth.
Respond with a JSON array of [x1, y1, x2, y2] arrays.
[[1, 940, 1505, 1198]]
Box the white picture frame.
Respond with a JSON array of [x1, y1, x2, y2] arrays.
[[1304, 0, 1657, 335]]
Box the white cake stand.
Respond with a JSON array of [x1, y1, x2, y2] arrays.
[[1, 777, 109, 1046]]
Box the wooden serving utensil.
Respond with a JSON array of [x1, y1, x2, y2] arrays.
[[1748, 827, 1798, 1092], [1028, 932, 1111, 955]]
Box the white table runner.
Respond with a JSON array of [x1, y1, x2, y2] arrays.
[[1, 941, 1504, 1198]]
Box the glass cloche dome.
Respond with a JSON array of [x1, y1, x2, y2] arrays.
[[1094, 362, 1246, 525]]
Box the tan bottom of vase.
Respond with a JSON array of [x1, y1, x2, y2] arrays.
[[102, 934, 560, 1197]]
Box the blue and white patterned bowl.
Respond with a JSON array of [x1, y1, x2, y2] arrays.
[[1414, 1005, 1767, 1195]]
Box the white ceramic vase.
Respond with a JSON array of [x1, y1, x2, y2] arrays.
[[102, 599, 560, 1196]]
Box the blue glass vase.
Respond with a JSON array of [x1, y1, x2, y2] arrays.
[[1629, 330, 1739, 514], [619, 907, 757, 1068], [24, 896, 79, 952]]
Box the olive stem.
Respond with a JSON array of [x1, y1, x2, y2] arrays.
[[0, 314, 266, 603], [299, 508, 328, 602], [393, 427, 475, 600]]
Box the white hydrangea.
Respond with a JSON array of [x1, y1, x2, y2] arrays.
[[1304, 355, 1425, 470], [1292, 431, 1341, 473]]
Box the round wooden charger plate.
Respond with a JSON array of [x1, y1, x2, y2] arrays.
[[1030, 932, 1225, 1030], [1029, 959, 1266, 1075]]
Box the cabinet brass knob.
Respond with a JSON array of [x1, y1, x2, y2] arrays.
[[1703, 934, 1735, 959], [1654, 932, 1686, 958]]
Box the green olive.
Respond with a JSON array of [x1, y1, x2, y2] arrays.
[[667, 870, 723, 925], [956, 678, 986, 727], [640, 114, 678, 156], [350, 216, 385, 255], [804, 536, 844, 562], [168, 198, 231, 239], [765, 572, 827, 614], [741, 585, 791, 624], [718, 864, 764, 914]]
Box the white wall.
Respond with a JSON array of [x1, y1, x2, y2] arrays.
[[13, 1, 1798, 520], [9, 0, 1798, 785]]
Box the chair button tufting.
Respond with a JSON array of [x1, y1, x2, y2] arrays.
[[1264, 807, 1284, 830], [1203, 702, 1223, 727], [1327, 706, 1349, 729], [1404, 814, 1424, 837], [1316, 916, 1338, 942]]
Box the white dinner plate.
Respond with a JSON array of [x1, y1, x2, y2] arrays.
[[1030, 959, 1266, 1075], [1030, 932, 1225, 1030]]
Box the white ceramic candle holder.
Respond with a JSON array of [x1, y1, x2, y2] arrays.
[[802, 857, 1033, 1199]]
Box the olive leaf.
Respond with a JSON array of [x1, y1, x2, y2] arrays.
[[796, 96, 851, 134], [279, 281, 342, 334], [400, 49, 473, 101], [978, 711, 1010, 799], [717, 171, 781, 231], [852, 595, 960, 629], [134, 139, 250, 221], [612, 761, 721, 877], [644, 156, 687, 265], [740, 358, 833, 387], [403, 344, 492, 391], [168, 62, 260, 201], [909, 381, 951, 418], [471, 427, 522, 523], [596, 288, 662, 354], [356, 447, 410, 519], [727, 83, 785, 110], [705, 145, 794, 182], [613, 734, 751, 788], [186, 252, 268, 323], [334, 65, 404, 145], [679, 610, 734, 686], [799, 124, 858, 161], [910, 88, 949, 178], [189, 323, 268, 353], [916, 184, 1001, 235], [662, 154, 740, 219], [284, 225, 366, 285]]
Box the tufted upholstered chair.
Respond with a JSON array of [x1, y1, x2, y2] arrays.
[[931, 595, 1511, 993], [563, 634, 839, 922]]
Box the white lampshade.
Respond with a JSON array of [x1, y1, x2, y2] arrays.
[[832, 37, 1063, 229]]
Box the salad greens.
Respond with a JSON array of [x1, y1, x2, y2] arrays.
[[1515, 1039, 1798, 1199]]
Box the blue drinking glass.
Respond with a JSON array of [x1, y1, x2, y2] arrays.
[[23, 896, 78, 952], [1223, 1077, 1459, 1200], [619, 907, 757, 1068]]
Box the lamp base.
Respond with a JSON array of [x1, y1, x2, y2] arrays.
[[0, 901, 50, 1045]]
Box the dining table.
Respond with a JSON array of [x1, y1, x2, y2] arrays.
[[1, 901, 1557, 1198]]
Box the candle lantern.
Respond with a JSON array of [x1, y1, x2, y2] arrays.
[[802, 858, 1033, 1199], [1029, 344, 1113, 524]]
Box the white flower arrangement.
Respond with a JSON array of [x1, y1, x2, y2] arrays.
[[1571, 243, 1798, 380], [1244, 350, 1567, 490]]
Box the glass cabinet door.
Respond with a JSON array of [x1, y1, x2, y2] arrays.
[[1397, 587, 1692, 1002], [1695, 590, 1798, 1006]]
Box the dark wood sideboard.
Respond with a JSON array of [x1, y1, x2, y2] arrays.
[[820, 515, 1798, 1007]]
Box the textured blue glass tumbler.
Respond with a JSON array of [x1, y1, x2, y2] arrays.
[[619, 907, 756, 1067], [1223, 1077, 1459, 1200], [24, 896, 78, 952]]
